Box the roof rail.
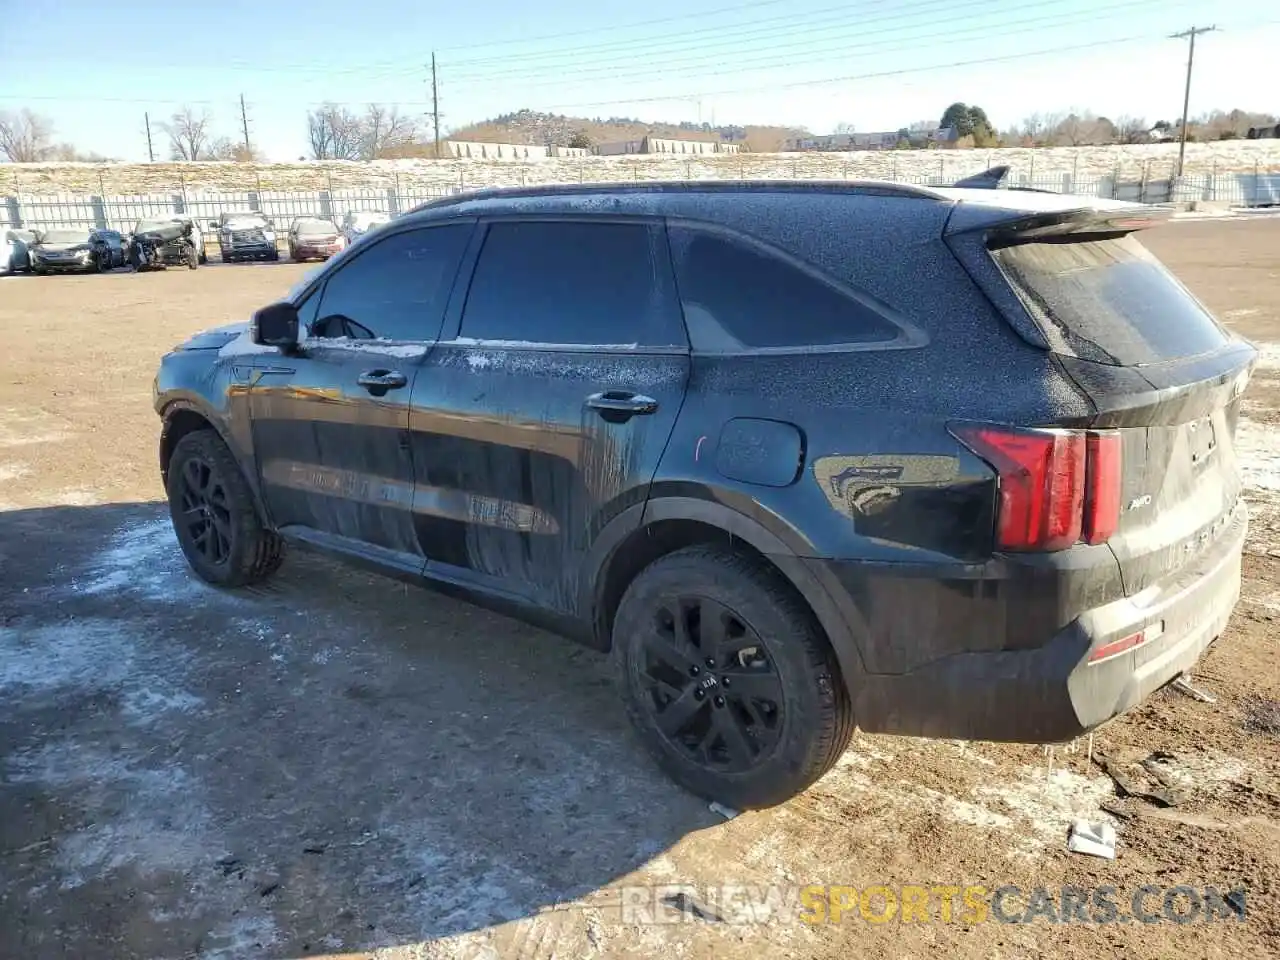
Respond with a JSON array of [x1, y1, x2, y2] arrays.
[[406, 178, 946, 216]]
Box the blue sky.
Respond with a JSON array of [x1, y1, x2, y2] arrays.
[[1, 0, 1275, 161]]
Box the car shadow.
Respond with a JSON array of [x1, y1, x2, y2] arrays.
[[0, 503, 718, 958]]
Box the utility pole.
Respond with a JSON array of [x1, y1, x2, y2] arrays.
[[144, 112, 155, 162], [431, 53, 441, 158], [239, 93, 252, 155], [1171, 25, 1217, 177]]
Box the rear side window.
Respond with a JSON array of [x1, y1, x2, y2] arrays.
[[460, 220, 684, 347], [668, 225, 903, 351], [312, 224, 468, 341], [990, 234, 1228, 366]]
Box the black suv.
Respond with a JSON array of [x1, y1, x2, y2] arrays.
[[154, 181, 1254, 808]]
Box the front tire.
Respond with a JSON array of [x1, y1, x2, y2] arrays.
[[166, 429, 284, 587], [612, 545, 854, 809]]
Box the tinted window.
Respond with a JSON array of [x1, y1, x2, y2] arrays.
[[669, 227, 902, 350], [312, 224, 469, 341], [991, 234, 1228, 365], [459, 220, 683, 347]]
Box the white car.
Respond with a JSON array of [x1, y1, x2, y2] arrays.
[[340, 210, 390, 245], [1, 228, 36, 274]]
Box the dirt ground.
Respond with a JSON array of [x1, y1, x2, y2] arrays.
[[0, 219, 1277, 960]]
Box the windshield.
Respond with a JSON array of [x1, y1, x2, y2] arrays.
[[223, 213, 268, 227], [135, 218, 184, 233], [40, 229, 91, 244], [11, 230, 36, 242], [295, 218, 337, 234]]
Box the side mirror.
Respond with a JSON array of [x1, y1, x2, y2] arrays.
[[251, 301, 300, 349]]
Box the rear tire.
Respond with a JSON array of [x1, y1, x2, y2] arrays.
[[166, 429, 284, 588], [612, 545, 853, 809], [198, 250, 208, 265]]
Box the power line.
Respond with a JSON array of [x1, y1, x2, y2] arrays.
[[543, 34, 1160, 110], [445, 0, 1186, 91], [1171, 25, 1218, 177], [442, 0, 934, 71], [436, 0, 792, 53]]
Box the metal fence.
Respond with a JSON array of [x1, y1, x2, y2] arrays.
[[0, 186, 461, 233], [3, 172, 1278, 233]]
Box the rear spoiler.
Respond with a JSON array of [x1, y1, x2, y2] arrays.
[[945, 203, 1173, 246]]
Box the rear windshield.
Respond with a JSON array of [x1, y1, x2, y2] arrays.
[[990, 234, 1227, 365]]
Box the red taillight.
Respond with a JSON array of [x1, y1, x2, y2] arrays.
[[1084, 431, 1122, 545], [952, 424, 1123, 552]]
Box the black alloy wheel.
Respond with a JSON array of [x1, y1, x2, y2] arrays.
[[640, 595, 786, 772], [176, 453, 234, 568]]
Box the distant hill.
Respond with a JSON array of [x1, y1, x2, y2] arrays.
[[447, 109, 804, 153]]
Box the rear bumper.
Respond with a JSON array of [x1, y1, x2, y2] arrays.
[[846, 500, 1247, 742]]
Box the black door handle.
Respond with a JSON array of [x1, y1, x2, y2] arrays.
[[586, 391, 658, 421], [357, 369, 408, 395]]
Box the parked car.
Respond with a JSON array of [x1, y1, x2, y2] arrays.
[[212, 211, 279, 262], [340, 209, 390, 245], [153, 181, 1255, 810], [129, 216, 207, 265], [1, 228, 36, 274], [89, 228, 127, 270], [287, 216, 346, 262], [29, 227, 98, 273], [131, 219, 200, 271]]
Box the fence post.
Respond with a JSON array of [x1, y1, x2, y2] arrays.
[[939, 155, 945, 182], [178, 170, 187, 213], [1256, 161, 1261, 206], [1028, 153, 1034, 184], [892, 154, 898, 180], [1072, 153, 1079, 192], [1139, 160, 1149, 203], [1111, 159, 1119, 199], [1210, 161, 1217, 201]]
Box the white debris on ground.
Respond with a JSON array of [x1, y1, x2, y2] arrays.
[[71, 516, 226, 602]]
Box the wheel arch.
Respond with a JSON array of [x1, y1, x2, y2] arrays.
[[159, 400, 269, 522], [584, 497, 869, 691]]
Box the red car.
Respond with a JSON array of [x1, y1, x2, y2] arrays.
[[287, 217, 346, 262]]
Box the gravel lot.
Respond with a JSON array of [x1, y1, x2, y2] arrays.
[[1, 221, 1278, 960]]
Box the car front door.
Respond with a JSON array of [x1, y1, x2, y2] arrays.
[[407, 216, 691, 614], [249, 220, 474, 569]]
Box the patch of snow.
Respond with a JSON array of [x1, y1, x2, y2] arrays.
[[122, 686, 203, 723], [466, 352, 494, 370], [200, 915, 281, 960], [71, 515, 222, 603], [1236, 417, 1280, 493], [974, 765, 1114, 847], [301, 335, 429, 359], [7, 742, 212, 885], [0, 463, 30, 482], [1253, 343, 1280, 371], [1143, 753, 1247, 796], [450, 337, 639, 350], [0, 620, 135, 694]]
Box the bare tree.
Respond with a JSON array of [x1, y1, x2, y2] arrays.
[[162, 107, 216, 160], [833, 121, 856, 135], [1114, 115, 1149, 144], [307, 103, 364, 160], [361, 104, 416, 160], [0, 109, 55, 161]]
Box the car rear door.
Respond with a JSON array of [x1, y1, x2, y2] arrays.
[[249, 221, 474, 569], [407, 216, 690, 614]]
